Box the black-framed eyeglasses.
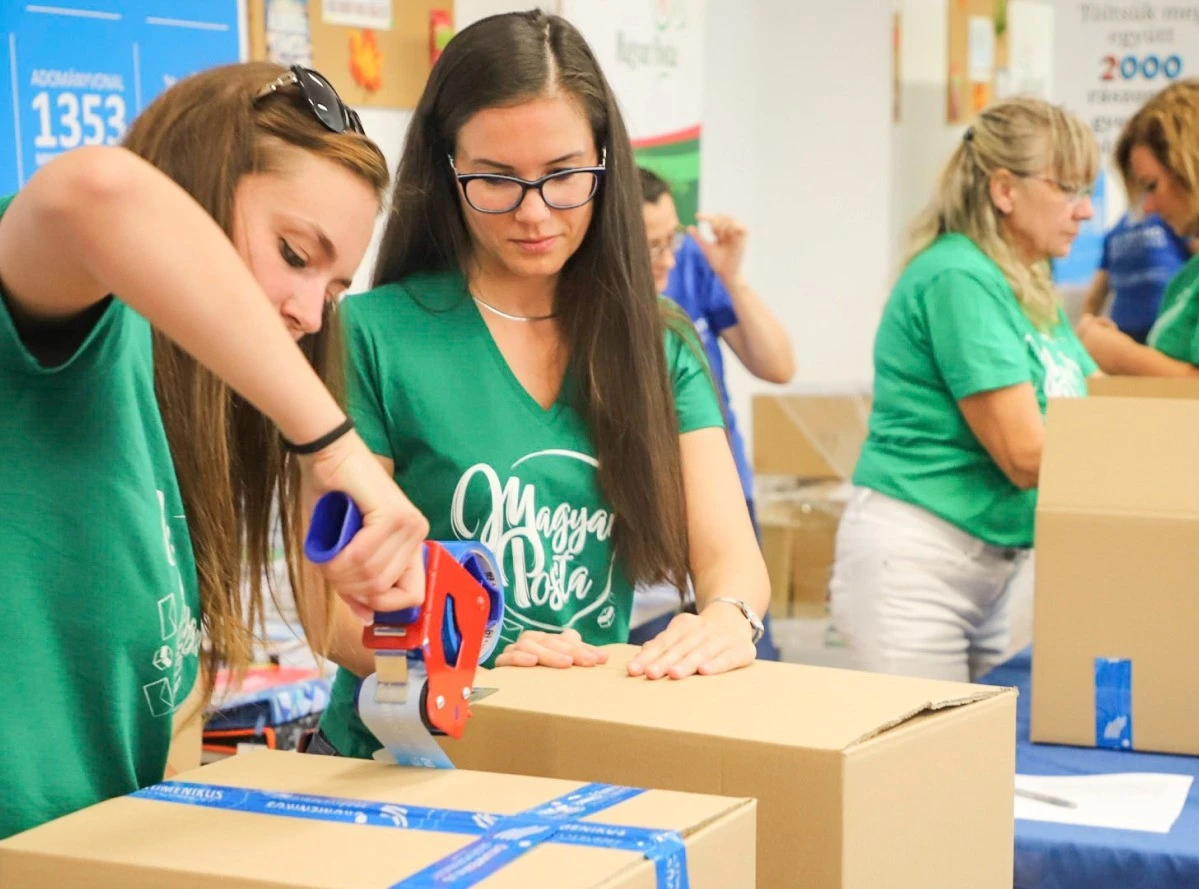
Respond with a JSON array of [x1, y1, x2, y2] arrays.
[[449, 149, 606, 214], [649, 226, 687, 259], [256, 65, 364, 135]]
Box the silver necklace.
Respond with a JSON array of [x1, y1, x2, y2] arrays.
[[471, 293, 556, 322]]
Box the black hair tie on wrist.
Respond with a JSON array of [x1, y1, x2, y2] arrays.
[[283, 417, 355, 455]]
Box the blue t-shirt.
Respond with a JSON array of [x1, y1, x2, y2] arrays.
[[663, 235, 752, 502], [1101, 213, 1190, 338]]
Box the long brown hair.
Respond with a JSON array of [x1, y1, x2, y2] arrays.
[[121, 62, 389, 697], [374, 11, 692, 591], [1116, 79, 1199, 236]]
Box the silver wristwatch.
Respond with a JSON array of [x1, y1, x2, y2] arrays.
[[711, 597, 765, 644]]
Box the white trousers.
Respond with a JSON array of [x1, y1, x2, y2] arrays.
[[829, 487, 1034, 682]]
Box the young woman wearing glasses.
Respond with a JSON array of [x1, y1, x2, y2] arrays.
[[828, 98, 1100, 682], [0, 62, 428, 838], [312, 10, 769, 760]]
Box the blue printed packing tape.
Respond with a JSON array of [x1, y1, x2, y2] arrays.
[[1095, 657, 1133, 750], [132, 779, 690, 889]]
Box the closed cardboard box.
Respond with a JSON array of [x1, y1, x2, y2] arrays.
[[1033, 394, 1199, 755], [440, 645, 1017, 889], [1086, 375, 1199, 399], [0, 749, 755, 888]]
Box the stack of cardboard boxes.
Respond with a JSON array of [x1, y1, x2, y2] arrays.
[[1, 647, 1019, 888], [2, 388, 1038, 889], [752, 393, 871, 619]]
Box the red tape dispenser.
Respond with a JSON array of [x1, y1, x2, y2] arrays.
[[305, 492, 505, 763]]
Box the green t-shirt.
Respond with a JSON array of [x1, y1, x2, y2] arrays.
[[854, 233, 1097, 548], [1147, 253, 1199, 364], [0, 197, 200, 840], [319, 271, 724, 758]]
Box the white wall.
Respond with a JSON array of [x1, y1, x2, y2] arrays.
[[348, 106, 410, 293], [890, 0, 967, 261], [709, 0, 894, 449]]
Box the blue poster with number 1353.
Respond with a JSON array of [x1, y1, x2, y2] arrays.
[[0, 2, 241, 196]]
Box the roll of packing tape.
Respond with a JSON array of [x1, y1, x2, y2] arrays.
[[358, 668, 457, 769]]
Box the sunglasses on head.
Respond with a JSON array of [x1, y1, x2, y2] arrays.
[[256, 65, 364, 135]]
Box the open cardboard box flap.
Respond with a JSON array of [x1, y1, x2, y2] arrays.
[[470, 645, 1011, 752]]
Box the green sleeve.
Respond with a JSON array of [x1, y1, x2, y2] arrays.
[[1149, 288, 1199, 362], [1155, 257, 1199, 322], [664, 320, 725, 434], [1148, 257, 1199, 361], [340, 297, 393, 459], [921, 270, 1032, 400]]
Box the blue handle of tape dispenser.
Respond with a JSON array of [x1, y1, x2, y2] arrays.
[[305, 491, 421, 625]]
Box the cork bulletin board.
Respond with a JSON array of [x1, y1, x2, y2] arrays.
[[947, 0, 1009, 124], [248, 0, 452, 110]]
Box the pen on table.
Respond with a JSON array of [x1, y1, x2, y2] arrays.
[[1015, 787, 1078, 809]]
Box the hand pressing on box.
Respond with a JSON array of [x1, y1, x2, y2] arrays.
[[494, 628, 610, 668], [628, 605, 757, 681]]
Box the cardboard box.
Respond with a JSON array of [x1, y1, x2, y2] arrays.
[[760, 518, 794, 619], [0, 749, 756, 888], [440, 646, 1017, 889], [752, 394, 871, 480], [1033, 395, 1199, 755], [758, 481, 850, 618], [1087, 375, 1199, 399]]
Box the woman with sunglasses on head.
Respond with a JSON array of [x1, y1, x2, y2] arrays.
[[828, 98, 1100, 682], [1078, 80, 1199, 377], [311, 10, 769, 760], [0, 62, 428, 839]]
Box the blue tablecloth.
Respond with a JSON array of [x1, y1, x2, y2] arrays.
[[979, 650, 1199, 889]]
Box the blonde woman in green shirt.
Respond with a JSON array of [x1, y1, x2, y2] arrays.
[[829, 99, 1099, 681], [1079, 80, 1199, 376]]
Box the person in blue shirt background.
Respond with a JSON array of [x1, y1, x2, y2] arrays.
[[1082, 211, 1192, 343], [632, 167, 795, 660]]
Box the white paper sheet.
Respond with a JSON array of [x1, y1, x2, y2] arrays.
[[1015, 773, 1193, 834]]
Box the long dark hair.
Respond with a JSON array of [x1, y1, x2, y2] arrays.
[[123, 61, 389, 696], [373, 10, 691, 591]]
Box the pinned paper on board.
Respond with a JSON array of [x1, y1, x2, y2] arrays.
[[947, 0, 1008, 123], [349, 29, 383, 92], [967, 15, 995, 81], [322, 0, 392, 30], [265, 0, 313, 67]]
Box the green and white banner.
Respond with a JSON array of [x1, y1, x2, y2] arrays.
[[560, 0, 705, 223]]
